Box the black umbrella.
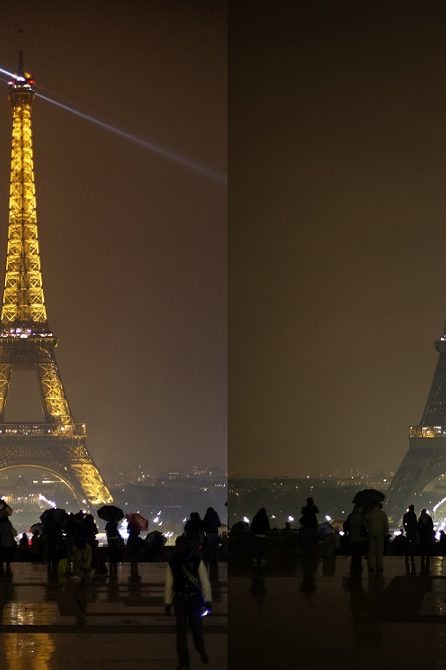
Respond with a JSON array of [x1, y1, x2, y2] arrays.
[[352, 489, 385, 506], [97, 504, 124, 522], [40, 507, 67, 525], [30, 523, 43, 535]]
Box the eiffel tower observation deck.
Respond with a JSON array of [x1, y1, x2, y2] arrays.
[[387, 328, 446, 522], [0, 54, 112, 506]]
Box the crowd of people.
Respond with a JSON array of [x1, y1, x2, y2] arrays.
[[240, 498, 443, 575], [0, 501, 224, 582], [0, 501, 224, 670]]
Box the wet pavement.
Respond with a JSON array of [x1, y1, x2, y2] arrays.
[[229, 555, 446, 669], [0, 562, 227, 669]]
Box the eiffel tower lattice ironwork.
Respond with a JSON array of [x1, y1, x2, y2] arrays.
[[0, 55, 112, 506], [386, 323, 446, 521]]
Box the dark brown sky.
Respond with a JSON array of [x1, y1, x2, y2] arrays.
[[0, 1, 226, 477], [229, 2, 446, 476]]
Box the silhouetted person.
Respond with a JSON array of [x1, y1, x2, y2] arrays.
[[403, 504, 417, 554], [82, 514, 98, 569], [250, 508, 270, 535], [0, 516, 16, 577], [230, 520, 249, 535], [300, 497, 319, 556], [165, 535, 212, 669], [365, 501, 389, 573], [19, 533, 28, 550], [439, 530, 446, 556], [30, 529, 42, 562], [402, 504, 417, 572], [184, 512, 205, 556], [250, 508, 270, 566], [42, 517, 63, 580], [344, 505, 367, 574], [418, 508, 434, 573], [64, 513, 79, 566], [202, 507, 221, 569], [105, 520, 123, 579], [127, 524, 142, 579], [283, 521, 294, 534], [146, 530, 166, 561], [392, 529, 407, 556]]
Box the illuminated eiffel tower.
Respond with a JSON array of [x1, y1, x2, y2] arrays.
[[0, 55, 112, 506], [387, 323, 446, 521]]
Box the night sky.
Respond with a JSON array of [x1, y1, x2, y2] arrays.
[[0, 1, 226, 477], [229, 2, 446, 477]]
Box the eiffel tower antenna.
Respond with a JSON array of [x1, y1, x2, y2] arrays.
[[0, 60, 112, 506], [17, 50, 24, 77]]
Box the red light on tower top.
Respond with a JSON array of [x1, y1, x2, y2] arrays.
[[8, 52, 35, 101]]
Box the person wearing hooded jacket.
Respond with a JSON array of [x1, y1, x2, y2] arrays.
[[165, 535, 212, 670]]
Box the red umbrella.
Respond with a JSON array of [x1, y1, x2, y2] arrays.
[[126, 512, 149, 531]]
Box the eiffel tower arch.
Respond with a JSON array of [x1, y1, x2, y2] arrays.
[[387, 334, 446, 522], [0, 55, 112, 507]]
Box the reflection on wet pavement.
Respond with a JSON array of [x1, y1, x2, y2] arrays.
[[0, 562, 227, 669], [230, 555, 446, 669], [3, 633, 55, 670]]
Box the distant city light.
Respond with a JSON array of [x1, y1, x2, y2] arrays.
[[38, 493, 56, 508], [243, 516, 250, 524], [288, 515, 294, 522], [325, 515, 332, 522]]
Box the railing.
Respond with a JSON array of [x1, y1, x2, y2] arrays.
[[0, 422, 86, 438], [409, 425, 446, 438]]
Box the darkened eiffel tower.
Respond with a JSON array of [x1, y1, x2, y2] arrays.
[[0, 55, 112, 506], [387, 324, 446, 521]]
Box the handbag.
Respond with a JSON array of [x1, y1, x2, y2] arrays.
[[182, 564, 207, 613]]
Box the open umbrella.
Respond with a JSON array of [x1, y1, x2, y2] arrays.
[[352, 489, 385, 506], [126, 512, 149, 531], [97, 504, 124, 522], [40, 508, 67, 525], [30, 523, 43, 535]]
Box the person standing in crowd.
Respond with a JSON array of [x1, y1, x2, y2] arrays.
[[202, 507, 221, 582], [418, 508, 434, 573], [403, 504, 418, 572], [300, 497, 319, 556], [365, 501, 389, 573], [105, 520, 123, 580], [30, 528, 43, 562], [42, 516, 63, 580], [83, 513, 99, 570], [72, 534, 93, 580], [184, 513, 205, 556], [250, 507, 270, 566], [0, 514, 16, 578], [165, 535, 212, 670], [127, 523, 143, 580], [250, 508, 270, 535], [344, 504, 367, 574]]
